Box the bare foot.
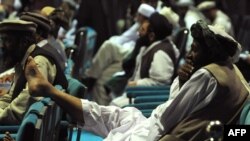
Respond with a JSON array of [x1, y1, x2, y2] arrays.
[[3, 132, 14, 141], [25, 56, 54, 97]]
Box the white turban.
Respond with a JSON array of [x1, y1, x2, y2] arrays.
[[197, 1, 216, 11], [137, 3, 155, 18], [159, 6, 180, 27]]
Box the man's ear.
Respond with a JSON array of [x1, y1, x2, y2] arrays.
[[149, 32, 155, 41]]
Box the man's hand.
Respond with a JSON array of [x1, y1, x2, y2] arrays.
[[178, 59, 194, 86]]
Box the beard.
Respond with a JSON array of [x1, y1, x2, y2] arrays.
[[137, 34, 151, 47], [192, 53, 214, 72]]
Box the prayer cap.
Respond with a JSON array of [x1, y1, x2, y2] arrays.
[[138, 3, 155, 18], [159, 6, 180, 27], [197, 1, 216, 11], [176, 0, 194, 7]]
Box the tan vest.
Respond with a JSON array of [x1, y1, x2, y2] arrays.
[[160, 63, 249, 141]]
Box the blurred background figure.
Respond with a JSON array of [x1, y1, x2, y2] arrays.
[[82, 3, 156, 105], [174, 0, 204, 52], [197, 1, 234, 36]]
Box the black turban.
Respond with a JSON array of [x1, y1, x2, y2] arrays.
[[191, 20, 241, 62], [148, 12, 173, 40]]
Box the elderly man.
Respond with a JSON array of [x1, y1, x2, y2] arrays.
[[20, 11, 67, 71], [23, 20, 248, 141], [0, 18, 67, 125]]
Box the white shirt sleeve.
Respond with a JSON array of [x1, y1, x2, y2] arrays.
[[157, 68, 218, 134], [136, 50, 174, 86], [110, 23, 139, 45], [169, 77, 181, 100]]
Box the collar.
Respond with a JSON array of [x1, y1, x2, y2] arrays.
[[142, 40, 162, 56], [37, 39, 48, 48]]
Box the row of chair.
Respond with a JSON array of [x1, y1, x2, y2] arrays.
[[125, 85, 170, 118], [0, 95, 62, 141]]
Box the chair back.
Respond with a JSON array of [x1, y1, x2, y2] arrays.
[[239, 99, 250, 125], [72, 27, 97, 80], [173, 27, 189, 68]]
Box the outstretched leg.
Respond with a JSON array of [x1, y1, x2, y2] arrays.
[[25, 56, 84, 122], [25, 56, 55, 97]]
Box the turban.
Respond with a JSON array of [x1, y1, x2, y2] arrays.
[[191, 20, 241, 63]]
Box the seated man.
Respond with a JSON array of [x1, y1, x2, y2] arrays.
[[82, 3, 156, 105], [197, 1, 234, 36], [109, 12, 179, 107], [24, 20, 249, 141], [0, 18, 67, 125], [41, 6, 69, 71]]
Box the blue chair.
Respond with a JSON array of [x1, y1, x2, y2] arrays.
[[134, 95, 169, 104], [67, 126, 103, 141], [58, 76, 88, 141], [71, 129, 103, 141], [140, 109, 154, 118], [239, 99, 250, 125], [15, 113, 43, 141], [124, 102, 164, 110], [127, 90, 170, 104], [126, 85, 170, 92], [71, 27, 97, 80], [66, 75, 87, 99], [41, 97, 62, 141], [0, 101, 48, 141]]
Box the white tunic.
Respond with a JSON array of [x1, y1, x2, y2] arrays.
[[80, 69, 219, 141], [131, 40, 179, 86]]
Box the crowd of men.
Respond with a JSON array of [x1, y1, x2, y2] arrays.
[[0, 0, 249, 141]]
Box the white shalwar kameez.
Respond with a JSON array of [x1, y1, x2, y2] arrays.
[[80, 69, 219, 141]]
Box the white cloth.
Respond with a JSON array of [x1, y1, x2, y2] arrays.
[[0, 68, 15, 78], [84, 23, 140, 105], [109, 23, 139, 55], [131, 40, 179, 86], [86, 23, 139, 78], [213, 10, 234, 36], [184, 8, 205, 52], [80, 68, 218, 141], [137, 3, 155, 18]]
